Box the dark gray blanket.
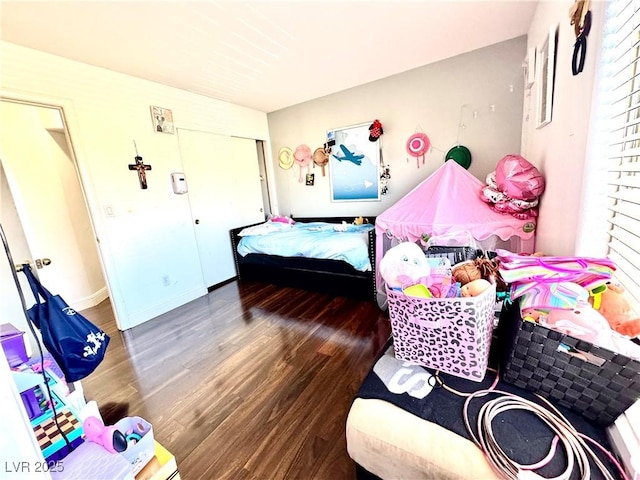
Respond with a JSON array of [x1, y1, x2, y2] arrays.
[[356, 340, 619, 480]]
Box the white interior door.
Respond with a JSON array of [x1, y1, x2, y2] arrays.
[[178, 129, 264, 287], [0, 101, 106, 309]]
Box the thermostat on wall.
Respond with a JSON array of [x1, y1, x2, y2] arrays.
[[171, 172, 188, 194]]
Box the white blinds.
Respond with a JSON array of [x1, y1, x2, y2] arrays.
[[605, 0, 640, 310]]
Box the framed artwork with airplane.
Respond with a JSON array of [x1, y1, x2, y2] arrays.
[[327, 122, 381, 202]]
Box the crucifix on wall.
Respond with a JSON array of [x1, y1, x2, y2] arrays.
[[128, 153, 152, 189]]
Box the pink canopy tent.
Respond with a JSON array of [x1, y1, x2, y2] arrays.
[[375, 160, 535, 290]]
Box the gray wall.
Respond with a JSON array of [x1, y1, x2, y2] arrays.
[[267, 36, 527, 218]]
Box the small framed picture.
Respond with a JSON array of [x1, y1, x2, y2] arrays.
[[305, 173, 315, 186], [523, 47, 536, 89], [150, 106, 174, 134], [536, 25, 557, 129]]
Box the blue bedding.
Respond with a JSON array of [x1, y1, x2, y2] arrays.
[[237, 221, 374, 272]]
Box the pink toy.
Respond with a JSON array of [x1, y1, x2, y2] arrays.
[[83, 416, 128, 454], [269, 215, 295, 224], [379, 242, 430, 290], [543, 302, 611, 345]]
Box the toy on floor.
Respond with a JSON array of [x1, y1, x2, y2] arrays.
[[83, 416, 128, 454], [590, 283, 640, 338]]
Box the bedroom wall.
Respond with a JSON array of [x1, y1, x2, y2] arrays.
[[520, 0, 606, 256], [0, 41, 272, 330], [267, 37, 527, 219]]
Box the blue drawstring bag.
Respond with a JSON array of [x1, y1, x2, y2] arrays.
[[21, 265, 109, 382]]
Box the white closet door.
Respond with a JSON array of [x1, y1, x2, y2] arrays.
[[229, 136, 266, 227], [178, 129, 264, 288]]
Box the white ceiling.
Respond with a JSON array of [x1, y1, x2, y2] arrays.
[[0, 1, 538, 113]]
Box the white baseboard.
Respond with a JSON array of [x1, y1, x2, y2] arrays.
[[71, 286, 109, 311], [119, 286, 207, 330]]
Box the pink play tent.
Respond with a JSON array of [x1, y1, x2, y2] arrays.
[[375, 160, 535, 295]]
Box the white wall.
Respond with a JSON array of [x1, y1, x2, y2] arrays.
[[267, 37, 527, 219], [0, 41, 271, 330], [521, 0, 605, 255]]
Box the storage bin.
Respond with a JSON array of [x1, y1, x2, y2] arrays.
[[386, 283, 496, 381], [0, 323, 28, 367], [115, 416, 154, 475], [498, 300, 640, 427], [424, 245, 482, 265], [20, 387, 44, 420]]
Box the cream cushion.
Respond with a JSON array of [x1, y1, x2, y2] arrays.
[[346, 398, 500, 480]]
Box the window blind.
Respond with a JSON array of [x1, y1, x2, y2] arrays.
[[605, 0, 640, 311]]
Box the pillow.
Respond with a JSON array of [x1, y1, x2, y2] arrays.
[[238, 221, 291, 236]]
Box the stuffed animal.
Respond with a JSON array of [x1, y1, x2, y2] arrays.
[[545, 303, 612, 345], [379, 242, 430, 290], [591, 283, 640, 338]]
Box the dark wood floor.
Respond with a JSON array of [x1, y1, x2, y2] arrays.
[[80, 280, 390, 480]]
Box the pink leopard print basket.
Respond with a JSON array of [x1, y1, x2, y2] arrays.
[[386, 284, 496, 382]]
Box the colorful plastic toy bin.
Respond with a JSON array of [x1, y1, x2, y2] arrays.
[[0, 323, 28, 367], [386, 284, 496, 382], [115, 416, 154, 475]]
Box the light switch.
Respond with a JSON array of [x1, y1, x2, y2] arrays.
[[104, 205, 115, 217]]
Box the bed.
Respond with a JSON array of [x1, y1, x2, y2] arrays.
[[230, 216, 377, 301]]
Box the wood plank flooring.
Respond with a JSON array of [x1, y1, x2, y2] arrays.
[[80, 280, 390, 480]]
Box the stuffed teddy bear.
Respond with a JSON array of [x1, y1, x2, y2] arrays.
[[591, 283, 640, 338]]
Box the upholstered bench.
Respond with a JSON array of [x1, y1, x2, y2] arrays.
[[346, 342, 614, 480]]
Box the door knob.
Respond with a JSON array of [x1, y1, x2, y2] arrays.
[[35, 258, 51, 269], [195, 219, 200, 224]]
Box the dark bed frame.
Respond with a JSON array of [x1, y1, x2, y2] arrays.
[[230, 216, 377, 302]]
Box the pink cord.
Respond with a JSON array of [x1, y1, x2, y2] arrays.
[[520, 435, 559, 470], [578, 433, 630, 480]]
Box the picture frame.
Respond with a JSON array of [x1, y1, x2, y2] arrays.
[[327, 122, 381, 202], [536, 25, 557, 129], [523, 47, 536, 89], [150, 106, 174, 134]]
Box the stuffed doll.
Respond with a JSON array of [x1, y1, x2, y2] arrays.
[[591, 283, 640, 338], [452, 260, 481, 286], [379, 242, 430, 290], [460, 278, 492, 297]]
